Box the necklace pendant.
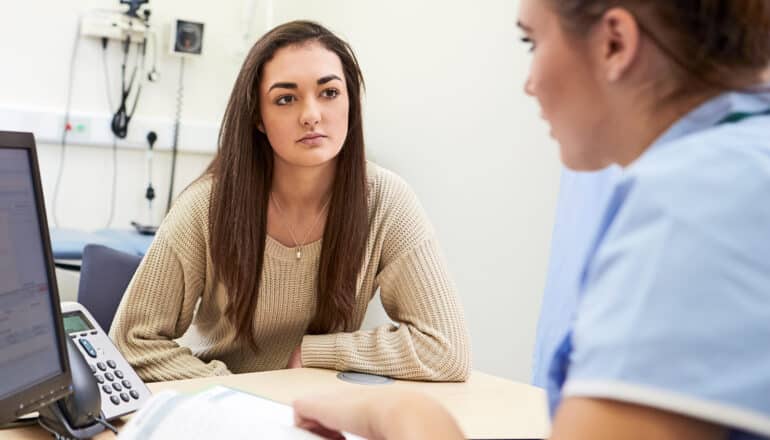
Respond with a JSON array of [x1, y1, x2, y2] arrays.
[[296, 249, 302, 260]]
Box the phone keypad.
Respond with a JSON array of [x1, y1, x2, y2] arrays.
[[89, 360, 141, 406]]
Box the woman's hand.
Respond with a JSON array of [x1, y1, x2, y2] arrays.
[[287, 345, 303, 368], [293, 389, 464, 440]]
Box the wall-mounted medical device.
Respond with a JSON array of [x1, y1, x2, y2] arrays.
[[80, 10, 149, 42], [169, 19, 205, 57], [120, 0, 149, 18]]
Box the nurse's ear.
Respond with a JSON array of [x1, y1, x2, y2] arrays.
[[761, 67, 770, 83], [592, 7, 641, 83]]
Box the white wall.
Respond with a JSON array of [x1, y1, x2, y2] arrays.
[[1, 0, 258, 228], [1, 0, 561, 382]]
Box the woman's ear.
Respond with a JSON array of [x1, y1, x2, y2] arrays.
[[257, 121, 265, 134], [594, 7, 641, 82]]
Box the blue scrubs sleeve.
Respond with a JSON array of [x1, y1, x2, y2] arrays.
[[564, 169, 770, 437]]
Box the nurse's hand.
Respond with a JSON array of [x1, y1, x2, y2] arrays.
[[293, 389, 464, 440]]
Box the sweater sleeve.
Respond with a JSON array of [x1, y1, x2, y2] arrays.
[[301, 171, 471, 381], [109, 181, 231, 382]]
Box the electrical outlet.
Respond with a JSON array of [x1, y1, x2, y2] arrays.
[[65, 117, 92, 144]]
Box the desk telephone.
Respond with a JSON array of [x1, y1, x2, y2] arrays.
[[38, 302, 151, 438]]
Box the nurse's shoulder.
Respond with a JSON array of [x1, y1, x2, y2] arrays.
[[622, 114, 770, 246]]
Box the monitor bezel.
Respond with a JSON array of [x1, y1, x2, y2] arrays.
[[0, 131, 72, 424]]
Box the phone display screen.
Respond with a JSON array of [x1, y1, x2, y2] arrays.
[[62, 311, 94, 334]]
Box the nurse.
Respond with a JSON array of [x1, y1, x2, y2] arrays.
[[292, 1, 770, 439]]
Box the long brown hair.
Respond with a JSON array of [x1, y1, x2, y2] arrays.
[[205, 21, 369, 350], [547, 0, 770, 92]]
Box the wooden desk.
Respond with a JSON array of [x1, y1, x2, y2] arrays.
[[0, 368, 550, 439]]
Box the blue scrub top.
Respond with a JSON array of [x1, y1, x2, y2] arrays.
[[532, 166, 619, 387], [547, 88, 770, 439]]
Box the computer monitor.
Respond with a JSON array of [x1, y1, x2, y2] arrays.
[[0, 131, 72, 424]]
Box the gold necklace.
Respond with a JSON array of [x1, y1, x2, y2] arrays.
[[270, 193, 331, 260]]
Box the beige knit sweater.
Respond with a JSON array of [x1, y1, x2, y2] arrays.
[[109, 163, 470, 382]]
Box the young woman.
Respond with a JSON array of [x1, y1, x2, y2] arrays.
[[109, 21, 470, 383], [293, 1, 770, 439]]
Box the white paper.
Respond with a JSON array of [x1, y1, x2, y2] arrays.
[[119, 386, 365, 440]]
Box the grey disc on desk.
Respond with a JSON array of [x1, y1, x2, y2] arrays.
[[337, 371, 394, 385]]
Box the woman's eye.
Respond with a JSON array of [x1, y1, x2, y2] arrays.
[[321, 88, 340, 99], [276, 95, 295, 105], [520, 36, 536, 53]]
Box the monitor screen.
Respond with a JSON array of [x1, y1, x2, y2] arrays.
[[0, 144, 69, 420]]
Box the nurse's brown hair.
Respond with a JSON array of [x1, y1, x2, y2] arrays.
[[548, 0, 770, 92]]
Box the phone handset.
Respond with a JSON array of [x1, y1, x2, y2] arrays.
[[38, 337, 112, 438]]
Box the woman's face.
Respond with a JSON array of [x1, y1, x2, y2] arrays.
[[518, 0, 612, 170], [259, 41, 349, 169]]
